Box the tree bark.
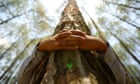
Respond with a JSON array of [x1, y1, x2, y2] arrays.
[[39, 0, 125, 84], [18, 0, 129, 84], [82, 8, 132, 83]]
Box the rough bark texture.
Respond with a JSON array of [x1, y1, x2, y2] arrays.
[[39, 0, 124, 83], [18, 0, 129, 84], [53, 0, 90, 35]]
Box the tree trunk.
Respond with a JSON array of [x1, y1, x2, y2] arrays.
[[40, 0, 125, 83], [18, 0, 129, 84]]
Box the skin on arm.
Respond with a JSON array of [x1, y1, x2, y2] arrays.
[[58, 30, 107, 51], [78, 35, 107, 52], [38, 31, 80, 51], [38, 30, 107, 52]]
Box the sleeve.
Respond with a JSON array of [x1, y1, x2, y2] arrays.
[[17, 43, 49, 84], [104, 45, 126, 84]]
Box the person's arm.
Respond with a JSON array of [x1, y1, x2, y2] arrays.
[[38, 29, 108, 52], [64, 30, 108, 52], [38, 31, 80, 51], [78, 35, 108, 53]]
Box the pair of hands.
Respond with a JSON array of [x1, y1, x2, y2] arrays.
[[38, 29, 107, 52]]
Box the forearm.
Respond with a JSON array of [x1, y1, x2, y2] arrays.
[[95, 38, 108, 52], [38, 39, 49, 51], [83, 35, 108, 52], [38, 38, 57, 51]]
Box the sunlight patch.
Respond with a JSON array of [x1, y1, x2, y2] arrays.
[[0, 37, 10, 48]]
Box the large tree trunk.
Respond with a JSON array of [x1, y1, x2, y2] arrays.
[[18, 0, 129, 84]]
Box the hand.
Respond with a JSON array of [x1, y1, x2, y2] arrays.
[[61, 30, 107, 52], [38, 29, 85, 51], [77, 35, 107, 52], [38, 29, 107, 52]]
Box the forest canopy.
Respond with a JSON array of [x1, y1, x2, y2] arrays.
[[0, 0, 140, 83]]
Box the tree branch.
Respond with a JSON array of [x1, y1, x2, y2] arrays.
[[1, 2, 14, 16], [106, 11, 140, 30], [0, 42, 17, 59], [85, 8, 140, 64], [111, 32, 140, 64], [127, 0, 140, 3], [82, 6, 140, 67], [0, 4, 4, 7], [0, 39, 35, 79], [0, 9, 33, 25], [103, 0, 140, 10]]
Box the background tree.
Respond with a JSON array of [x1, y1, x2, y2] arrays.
[[92, 0, 140, 83], [0, 0, 140, 84]]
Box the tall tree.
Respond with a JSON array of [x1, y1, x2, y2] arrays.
[[0, 0, 140, 83], [18, 0, 129, 84], [96, 0, 140, 83]]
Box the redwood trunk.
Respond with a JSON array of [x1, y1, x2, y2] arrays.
[[18, 0, 128, 84]]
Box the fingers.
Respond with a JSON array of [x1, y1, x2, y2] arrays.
[[71, 30, 85, 36], [54, 29, 86, 44], [54, 32, 71, 40], [65, 35, 85, 41], [59, 29, 85, 36], [54, 32, 85, 41]]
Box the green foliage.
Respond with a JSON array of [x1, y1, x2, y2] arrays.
[[0, 0, 140, 83], [96, 0, 140, 83], [35, 1, 46, 18]]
